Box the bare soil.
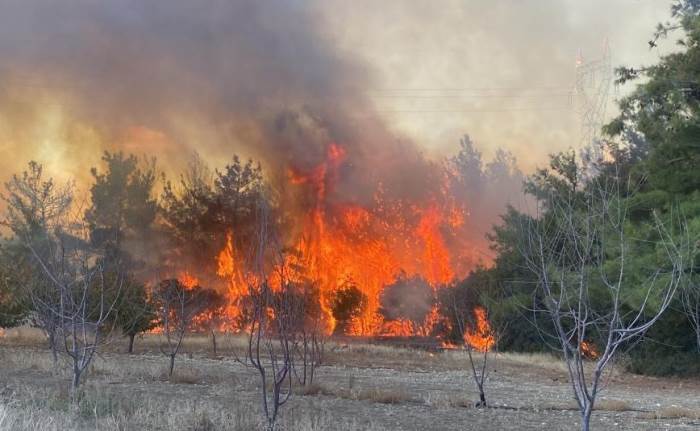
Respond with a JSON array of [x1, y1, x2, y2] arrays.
[[1, 332, 699, 430]]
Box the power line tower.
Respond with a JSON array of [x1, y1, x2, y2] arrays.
[[573, 40, 613, 166]]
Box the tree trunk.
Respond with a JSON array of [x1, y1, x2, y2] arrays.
[[48, 331, 58, 365], [127, 333, 135, 354], [71, 362, 82, 402], [211, 331, 217, 356], [169, 353, 176, 377], [581, 404, 593, 431], [477, 389, 486, 407]]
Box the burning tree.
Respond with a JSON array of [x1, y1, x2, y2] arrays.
[[461, 306, 497, 407], [441, 275, 499, 407], [379, 274, 436, 336], [330, 279, 367, 335], [519, 156, 689, 431]]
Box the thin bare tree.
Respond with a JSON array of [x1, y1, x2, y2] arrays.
[[679, 238, 699, 351], [291, 280, 326, 387], [237, 198, 297, 431], [519, 174, 688, 431], [1, 161, 73, 364], [451, 298, 499, 407], [154, 278, 209, 377], [27, 221, 125, 398]]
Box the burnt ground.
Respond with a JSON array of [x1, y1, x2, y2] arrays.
[[0, 333, 699, 430]]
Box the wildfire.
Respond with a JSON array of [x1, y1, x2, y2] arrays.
[[165, 141, 482, 338], [281, 143, 473, 336], [463, 307, 495, 352]]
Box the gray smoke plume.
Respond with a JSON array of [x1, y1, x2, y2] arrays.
[[0, 0, 434, 203], [0, 0, 533, 273]]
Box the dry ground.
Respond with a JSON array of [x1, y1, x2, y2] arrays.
[[1, 327, 699, 430]]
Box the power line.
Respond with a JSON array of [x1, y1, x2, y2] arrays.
[[374, 106, 574, 114]]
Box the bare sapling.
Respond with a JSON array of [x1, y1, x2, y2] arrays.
[[452, 299, 498, 407], [27, 219, 125, 399], [1, 161, 73, 365], [237, 198, 296, 431], [155, 278, 197, 377], [292, 281, 326, 387], [519, 172, 688, 431], [679, 239, 699, 351]]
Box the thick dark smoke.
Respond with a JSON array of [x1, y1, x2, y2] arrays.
[[0, 0, 530, 274], [0, 0, 436, 206]]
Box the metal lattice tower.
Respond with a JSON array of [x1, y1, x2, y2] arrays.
[[574, 40, 613, 165]]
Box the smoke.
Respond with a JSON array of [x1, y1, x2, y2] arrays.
[[318, 0, 671, 168], [0, 0, 549, 274], [0, 1, 449, 205]]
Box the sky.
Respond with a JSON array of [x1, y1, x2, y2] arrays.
[[0, 0, 675, 188], [318, 0, 672, 167]]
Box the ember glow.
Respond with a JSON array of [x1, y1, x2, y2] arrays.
[[579, 340, 599, 360]]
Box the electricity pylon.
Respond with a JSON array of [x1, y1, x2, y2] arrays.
[[573, 40, 613, 166]]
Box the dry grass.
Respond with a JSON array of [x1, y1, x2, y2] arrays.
[[164, 366, 204, 385], [355, 387, 421, 404], [295, 381, 421, 405], [421, 392, 473, 409], [0, 384, 385, 431], [538, 399, 633, 413], [594, 398, 632, 412], [495, 351, 567, 373], [0, 327, 47, 346], [639, 405, 700, 420], [2, 335, 698, 430], [294, 383, 330, 396], [322, 341, 440, 370]]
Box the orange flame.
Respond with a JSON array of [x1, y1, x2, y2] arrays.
[[178, 271, 199, 290], [215, 230, 250, 328], [463, 307, 495, 352], [580, 340, 599, 359], [169, 141, 483, 338]]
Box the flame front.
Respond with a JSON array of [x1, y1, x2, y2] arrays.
[[167, 142, 483, 337]]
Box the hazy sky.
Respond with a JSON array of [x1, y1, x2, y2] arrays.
[[0, 0, 675, 186], [318, 0, 671, 168]]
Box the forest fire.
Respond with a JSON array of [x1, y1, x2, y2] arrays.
[[167, 141, 485, 338]]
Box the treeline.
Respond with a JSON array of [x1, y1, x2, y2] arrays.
[[0, 152, 267, 317], [447, 2, 700, 377]]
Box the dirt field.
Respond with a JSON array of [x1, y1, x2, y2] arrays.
[[1, 328, 699, 430]]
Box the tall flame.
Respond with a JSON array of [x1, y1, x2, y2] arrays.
[[215, 231, 249, 327]]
